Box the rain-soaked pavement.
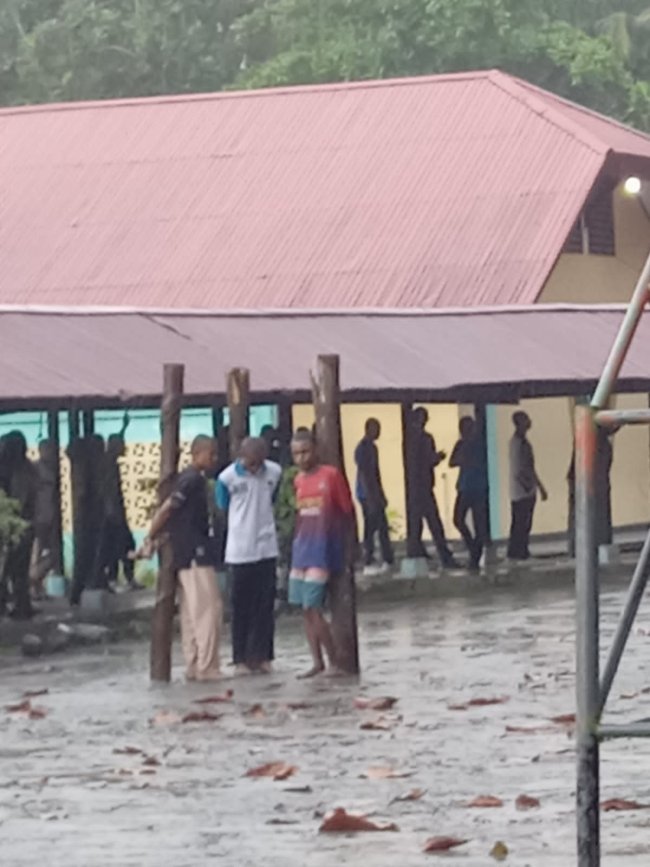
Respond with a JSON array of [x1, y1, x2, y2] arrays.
[[1, 580, 650, 867]]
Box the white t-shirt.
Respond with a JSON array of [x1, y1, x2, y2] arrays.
[[216, 460, 282, 565]]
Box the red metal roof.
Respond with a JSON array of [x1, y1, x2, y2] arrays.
[[0, 305, 649, 407], [1, 71, 650, 310]]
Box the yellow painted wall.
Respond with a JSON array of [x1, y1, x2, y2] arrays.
[[540, 186, 650, 304], [291, 402, 461, 541]]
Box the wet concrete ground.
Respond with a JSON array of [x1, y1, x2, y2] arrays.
[[1, 580, 649, 867]]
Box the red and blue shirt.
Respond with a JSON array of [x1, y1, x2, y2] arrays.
[[291, 465, 353, 575]]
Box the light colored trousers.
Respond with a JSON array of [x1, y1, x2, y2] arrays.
[[177, 564, 223, 680]]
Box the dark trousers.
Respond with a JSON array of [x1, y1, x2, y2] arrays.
[[453, 491, 487, 567], [231, 558, 277, 666], [361, 502, 394, 566], [413, 492, 454, 565], [507, 496, 536, 560]]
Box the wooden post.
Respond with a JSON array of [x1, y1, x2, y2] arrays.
[[276, 397, 293, 466], [227, 368, 250, 459], [67, 409, 89, 605], [82, 410, 94, 436], [150, 363, 184, 683], [47, 411, 64, 575], [211, 406, 223, 438], [311, 354, 360, 674], [401, 402, 421, 558], [474, 402, 495, 566]]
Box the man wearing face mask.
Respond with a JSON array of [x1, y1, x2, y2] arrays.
[[216, 437, 282, 675]]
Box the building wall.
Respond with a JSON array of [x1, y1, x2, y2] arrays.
[[540, 187, 650, 305]]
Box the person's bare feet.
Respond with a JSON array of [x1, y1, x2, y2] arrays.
[[258, 661, 273, 675], [297, 664, 325, 679], [235, 664, 253, 677]]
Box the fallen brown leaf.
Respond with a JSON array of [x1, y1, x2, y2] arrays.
[[550, 713, 576, 726], [113, 746, 143, 756], [490, 840, 509, 861], [245, 762, 297, 781], [423, 836, 468, 853], [6, 699, 31, 713], [505, 724, 558, 734], [448, 703, 469, 711], [142, 756, 160, 767], [467, 795, 503, 808], [363, 766, 413, 780], [193, 690, 233, 705], [23, 688, 49, 698], [354, 696, 398, 711], [319, 808, 399, 833], [286, 701, 313, 711], [140, 768, 157, 776], [601, 798, 649, 811], [181, 710, 222, 724], [243, 704, 267, 719], [28, 706, 47, 720], [360, 716, 398, 731], [391, 788, 426, 803], [468, 696, 510, 707], [516, 794, 540, 810]]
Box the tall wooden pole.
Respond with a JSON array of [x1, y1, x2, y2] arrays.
[[311, 354, 360, 674], [47, 411, 64, 575], [150, 363, 184, 683], [227, 368, 250, 459], [68, 409, 88, 606]]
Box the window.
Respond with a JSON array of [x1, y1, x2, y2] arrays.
[[563, 182, 615, 256]]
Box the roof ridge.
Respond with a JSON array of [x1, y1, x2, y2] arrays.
[[487, 70, 609, 155], [0, 70, 492, 118]]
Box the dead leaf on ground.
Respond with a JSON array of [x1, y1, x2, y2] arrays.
[[360, 715, 400, 731], [354, 696, 398, 711], [140, 768, 157, 776], [181, 710, 222, 724], [390, 788, 426, 804], [505, 724, 558, 734], [243, 704, 267, 719], [150, 710, 182, 727], [23, 688, 49, 698], [319, 808, 399, 833], [601, 798, 649, 811], [266, 817, 300, 825], [362, 766, 413, 780], [466, 795, 504, 808], [113, 746, 143, 756], [468, 696, 510, 707], [193, 690, 233, 705], [285, 701, 313, 711], [423, 836, 468, 853], [490, 840, 509, 861], [246, 762, 297, 781], [142, 756, 160, 767], [28, 706, 47, 719], [550, 713, 576, 726], [6, 699, 31, 713], [284, 785, 313, 794], [516, 794, 540, 810]]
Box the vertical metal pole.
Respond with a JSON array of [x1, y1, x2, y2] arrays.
[[150, 363, 184, 683], [46, 410, 64, 575], [227, 368, 250, 460], [575, 404, 600, 867], [401, 402, 421, 558]]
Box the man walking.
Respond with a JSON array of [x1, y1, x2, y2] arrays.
[[141, 435, 222, 681], [410, 407, 457, 568], [449, 416, 488, 570], [289, 429, 354, 678], [354, 418, 394, 574], [216, 437, 282, 675], [508, 411, 547, 561]]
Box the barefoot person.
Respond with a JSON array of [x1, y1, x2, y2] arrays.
[[289, 430, 354, 678], [216, 437, 282, 676], [140, 435, 222, 681]]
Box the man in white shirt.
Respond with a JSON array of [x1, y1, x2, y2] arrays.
[[216, 437, 282, 674], [507, 411, 547, 561]]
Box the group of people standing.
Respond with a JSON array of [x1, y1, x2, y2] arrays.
[[141, 430, 354, 682], [354, 408, 549, 572]]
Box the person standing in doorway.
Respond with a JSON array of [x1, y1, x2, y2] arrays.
[[140, 435, 222, 681], [449, 416, 488, 570], [289, 429, 354, 678], [1, 432, 38, 619], [216, 437, 282, 675], [354, 418, 394, 575], [410, 408, 457, 568], [507, 411, 547, 561]]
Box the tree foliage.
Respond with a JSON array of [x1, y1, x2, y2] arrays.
[[0, 0, 648, 129]]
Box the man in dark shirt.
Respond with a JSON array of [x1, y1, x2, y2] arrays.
[[354, 418, 394, 572], [141, 435, 222, 681], [410, 408, 457, 568], [449, 416, 488, 570]]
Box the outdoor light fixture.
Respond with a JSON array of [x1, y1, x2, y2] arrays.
[[623, 176, 642, 195]]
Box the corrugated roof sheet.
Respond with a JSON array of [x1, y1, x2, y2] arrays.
[[0, 305, 648, 407], [2, 71, 650, 311]]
